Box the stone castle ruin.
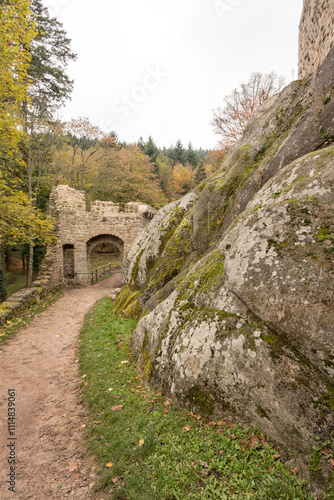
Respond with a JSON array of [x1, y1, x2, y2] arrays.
[[298, 0, 334, 77], [42, 185, 155, 286]]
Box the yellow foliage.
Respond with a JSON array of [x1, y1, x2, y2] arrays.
[[0, 174, 55, 245], [0, 0, 36, 158]]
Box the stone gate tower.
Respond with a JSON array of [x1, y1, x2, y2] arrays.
[[42, 185, 155, 286], [299, 0, 334, 78]]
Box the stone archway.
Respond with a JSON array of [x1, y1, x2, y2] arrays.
[[86, 234, 124, 272]]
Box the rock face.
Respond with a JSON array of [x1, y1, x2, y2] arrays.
[[114, 48, 334, 455], [299, 0, 334, 78]]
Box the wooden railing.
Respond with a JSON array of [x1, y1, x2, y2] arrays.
[[91, 262, 117, 284], [74, 263, 125, 285]]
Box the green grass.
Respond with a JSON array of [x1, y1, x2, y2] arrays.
[[79, 297, 315, 500], [5, 270, 27, 297], [0, 289, 62, 346], [90, 254, 122, 271]]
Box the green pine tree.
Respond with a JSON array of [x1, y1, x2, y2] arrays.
[[185, 141, 199, 167], [174, 139, 185, 163], [194, 161, 207, 185], [144, 136, 159, 162]]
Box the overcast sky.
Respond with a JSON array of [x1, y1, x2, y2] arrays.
[[45, 0, 304, 150]]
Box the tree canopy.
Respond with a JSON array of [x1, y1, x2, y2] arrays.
[[0, 174, 54, 245], [0, 0, 35, 159]]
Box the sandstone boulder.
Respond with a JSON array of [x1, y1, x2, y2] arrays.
[[114, 49, 334, 456]]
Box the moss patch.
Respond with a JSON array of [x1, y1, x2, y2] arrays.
[[187, 386, 215, 415]]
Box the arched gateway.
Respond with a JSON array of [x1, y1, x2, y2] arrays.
[[41, 185, 155, 286]]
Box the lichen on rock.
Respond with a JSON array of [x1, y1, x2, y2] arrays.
[[113, 48, 334, 462]]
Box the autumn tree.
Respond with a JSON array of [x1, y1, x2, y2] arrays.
[[0, 0, 35, 298], [56, 117, 117, 191], [0, 0, 35, 159], [156, 153, 173, 193], [205, 149, 228, 175], [0, 173, 55, 301], [166, 163, 194, 200], [211, 72, 285, 149], [93, 145, 166, 209]]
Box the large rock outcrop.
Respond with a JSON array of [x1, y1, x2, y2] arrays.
[[113, 49, 334, 455], [299, 0, 334, 78]]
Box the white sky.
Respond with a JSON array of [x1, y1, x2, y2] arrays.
[[45, 0, 304, 150]]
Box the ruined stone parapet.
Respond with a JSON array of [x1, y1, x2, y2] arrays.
[[125, 202, 156, 220], [298, 0, 334, 78], [49, 185, 86, 215], [90, 201, 120, 214]]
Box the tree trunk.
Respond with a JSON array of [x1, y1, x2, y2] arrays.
[[1, 243, 6, 275], [0, 252, 7, 303], [27, 243, 34, 288]]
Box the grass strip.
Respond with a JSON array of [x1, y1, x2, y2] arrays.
[[79, 296, 316, 499], [0, 289, 62, 346], [6, 270, 27, 297]]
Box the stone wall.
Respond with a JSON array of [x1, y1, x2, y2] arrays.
[[0, 282, 55, 325], [298, 0, 334, 77], [42, 185, 155, 286]]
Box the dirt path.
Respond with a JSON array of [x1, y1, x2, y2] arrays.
[[0, 276, 122, 499]]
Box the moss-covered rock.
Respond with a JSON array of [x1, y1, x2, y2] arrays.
[[115, 48, 334, 459]]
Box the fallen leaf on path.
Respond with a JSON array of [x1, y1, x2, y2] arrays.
[[182, 425, 191, 431], [290, 467, 299, 474], [105, 462, 113, 468], [198, 460, 209, 468], [331, 457, 334, 470], [248, 436, 258, 450], [112, 477, 119, 485], [139, 439, 144, 447], [67, 462, 78, 472], [42, 414, 54, 420], [163, 401, 171, 407], [111, 405, 124, 412], [273, 454, 281, 460], [164, 409, 169, 414]]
